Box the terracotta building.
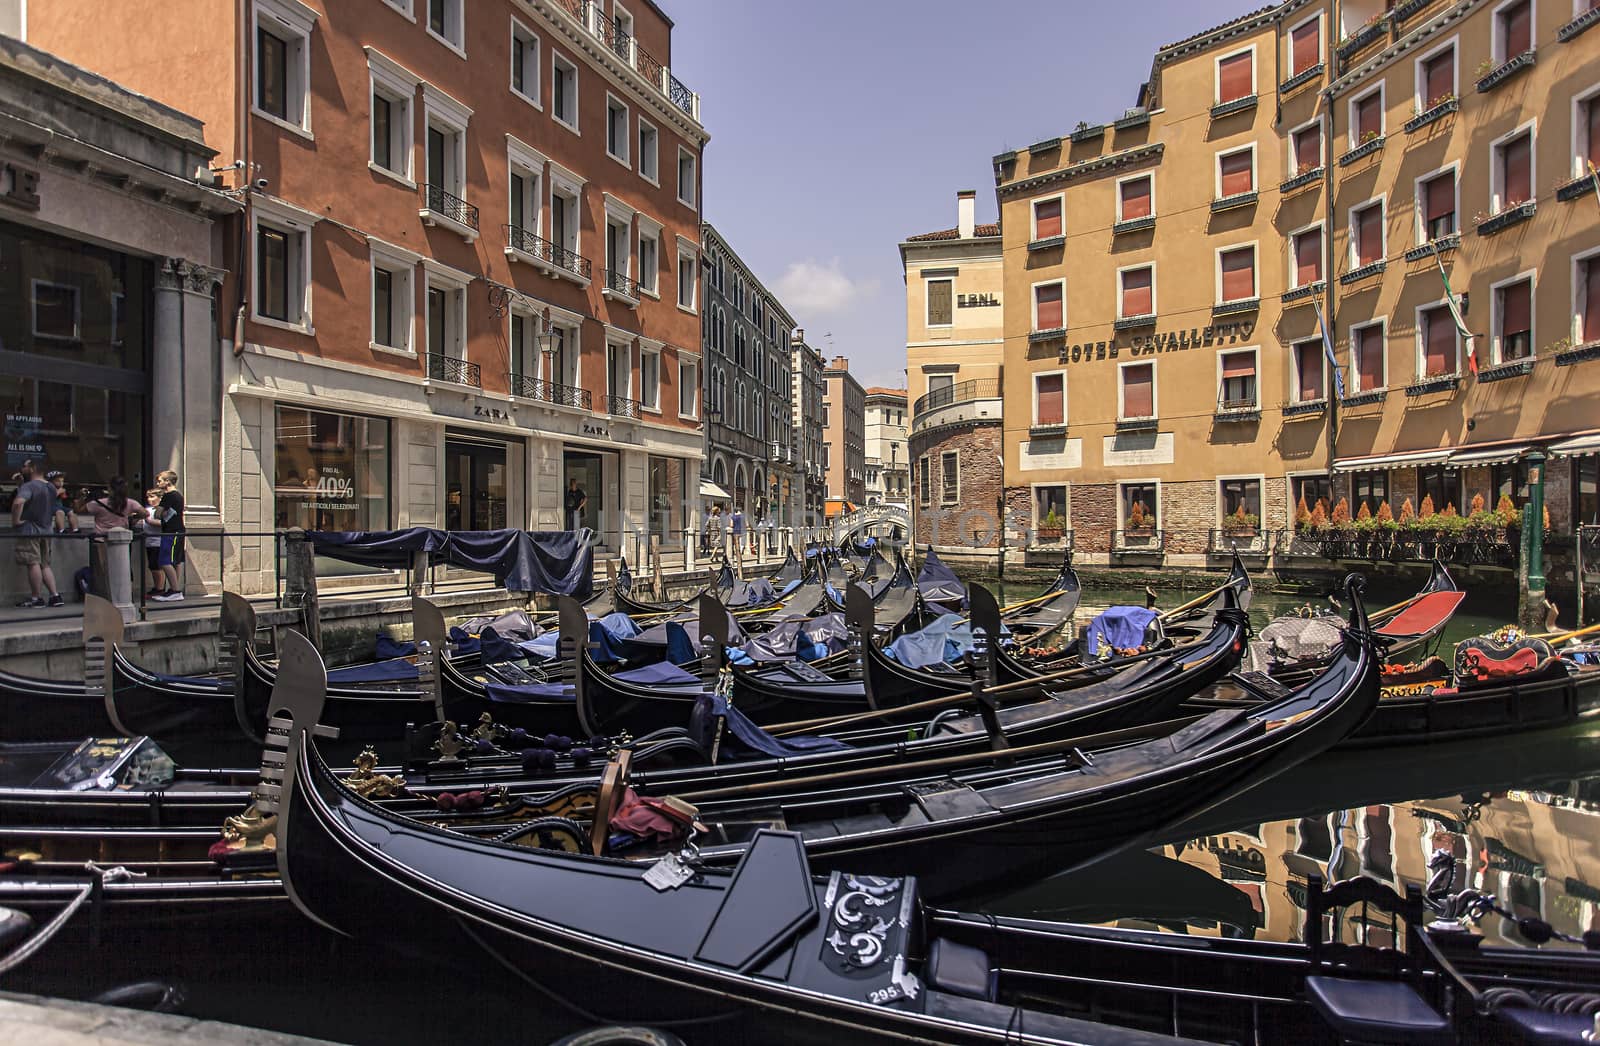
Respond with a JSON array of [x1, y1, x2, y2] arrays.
[[20, 0, 707, 587], [822, 355, 865, 508], [995, 0, 1600, 573]]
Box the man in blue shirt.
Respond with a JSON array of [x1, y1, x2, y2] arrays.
[[11, 461, 65, 608]]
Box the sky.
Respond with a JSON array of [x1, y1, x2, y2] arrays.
[[662, 0, 1247, 390]]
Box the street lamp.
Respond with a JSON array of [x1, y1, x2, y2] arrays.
[[538, 307, 557, 384]]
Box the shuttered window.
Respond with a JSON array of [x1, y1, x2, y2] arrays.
[[1294, 341, 1324, 402], [1218, 52, 1253, 103], [1354, 203, 1383, 266], [1121, 364, 1154, 418], [1588, 98, 1600, 169], [1035, 373, 1064, 426], [1355, 325, 1386, 390], [1294, 125, 1321, 174], [1423, 173, 1456, 239], [1585, 259, 1600, 344], [1423, 50, 1454, 109], [1220, 247, 1255, 302], [1033, 198, 1063, 239], [926, 279, 952, 326], [1219, 149, 1254, 196], [1498, 279, 1532, 361], [1423, 305, 1458, 376], [1294, 228, 1323, 287], [1120, 267, 1153, 317], [1035, 282, 1064, 330], [1500, 1, 1530, 58], [1499, 132, 1532, 208], [1120, 176, 1152, 220], [1291, 19, 1320, 75], [1355, 91, 1382, 141], [1219, 351, 1256, 408]]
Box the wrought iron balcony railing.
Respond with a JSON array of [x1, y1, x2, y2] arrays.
[[550, 241, 592, 281], [605, 393, 641, 419], [912, 378, 1001, 417], [427, 352, 481, 388], [556, 0, 698, 120], [421, 183, 479, 232], [508, 373, 591, 410], [1112, 528, 1166, 553], [603, 268, 639, 300]]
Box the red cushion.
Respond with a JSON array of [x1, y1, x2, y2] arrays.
[[1378, 591, 1465, 637]]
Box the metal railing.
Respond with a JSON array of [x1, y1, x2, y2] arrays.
[[422, 183, 479, 232], [1208, 527, 1277, 554], [913, 378, 1001, 417], [551, 241, 592, 280], [1275, 527, 1516, 566], [428, 353, 482, 388], [564, 0, 696, 119], [1111, 529, 1166, 553], [605, 393, 641, 419], [508, 373, 592, 409], [505, 224, 553, 260], [604, 268, 639, 299]]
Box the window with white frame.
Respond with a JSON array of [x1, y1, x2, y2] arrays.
[[1118, 174, 1153, 220], [1034, 485, 1068, 528], [381, 0, 414, 17], [254, 0, 316, 133], [1416, 40, 1456, 111], [1491, 125, 1534, 213], [367, 50, 416, 181], [1417, 168, 1457, 241], [507, 141, 544, 249], [1419, 304, 1460, 377], [552, 52, 578, 130], [30, 282, 78, 341], [1218, 349, 1257, 408], [253, 198, 315, 331], [640, 347, 660, 410], [940, 452, 959, 505], [1033, 371, 1065, 427], [1033, 280, 1065, 332], [679, 357, 698, 417], [677, 148, 698, 209], [545, 320, 578, 386], [1291, 225, 1323, 288], [1493, 0, 1533, 63], [549, 166, 584, 267], [604, 197, 633, 287], [925, 277, 953, 327], [1577, 250, 1600, 346], [1218, 245, 1256, 303], [1575, 86, 1600, 182], [1220, 477, 1262, 525], [1291, 121, 1322, 176], [1292, 339, 1325, 402], [425, 272, 466, 360], [426, 0, 463, 53], [1119, 362, 1155, 420], [1493, 274, 1535, 361], [605, 342, 630, 401], [1217, 145, 1255, 199], [511, 19, 540, 105], [1350, 199, 1384, 268], [509, 309, 537, 381], [1350, 85, 1384, 146], [637, 220, 661, 295], [1216, 47, 1255, 104], [422, 85, 471, 219], [1120, 482, 1158, 529], [638, 118, 659, 183], [1031, 195, 1063, 241], [606, 94, 630, 166], [1119, 265, 1154, 320], [1353, 321, 1387, 391], [1288, 14, 1321, 76], [677, 244, 698, 310], [370, 243, 416, 353]]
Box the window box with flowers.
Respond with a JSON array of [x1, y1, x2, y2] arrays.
[[1475, 51, 1535, 94], [1337, 16, 1387, 62], [1405, 94, 1459, 134], [1036, 510, 1067, 541]]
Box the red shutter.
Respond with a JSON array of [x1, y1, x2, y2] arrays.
[[1221, 247, 1255, 301], [1120, 177, 1151, 219], [1034, 198, 1062, 239], [1222, 353, 1255, 377], [1358, 327, 1386, 389], [1425, 307, 1457, 375], [1501, 280, 1531, 337], [1296, 342, 1323, 401], [1502, 1, 1530, 57], [1220, 151, 1253, 196], [1121, 267, 1153, 317], [1425, 175, 1454, 222], [1122, 364, 1154, 418], [1586, 259, 1600, 343], [1295, 229, 1322, 285], [1356, 205, 1383, 265], [1589, 99, 1600, 168], [1218, 52, 1253, 103], [1295, 126, 1321, 173], [1356, 94, 1382, 140], [1036, 374, 1064, 426], [1292, 20, 1320, 75], [1425, 52, 1453, 108], [1035, 283, 1063, 330], [1503, 134, 1531, 206]]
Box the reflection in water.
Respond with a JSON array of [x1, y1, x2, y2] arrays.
[[991, 723, 1600, 950]]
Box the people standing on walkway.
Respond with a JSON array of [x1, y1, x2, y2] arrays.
[[80, 476, 148, 534], [730, 507, 745, 563], [565, 477, 588, 532], [706, 505, 724, 559], [11, 461, 65, 608], [151, 469, 185, 602]]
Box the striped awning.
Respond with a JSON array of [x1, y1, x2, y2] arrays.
[[1332, 448, 1451, 473], [1444, 445, 1531, 469], [1549, 434, 1600, 459]]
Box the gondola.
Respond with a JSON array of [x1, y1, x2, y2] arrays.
[[914, 546, 966, 607], [821, 546, 914, 614], [999, 553, 1081, 640]]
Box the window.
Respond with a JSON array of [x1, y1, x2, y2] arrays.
[[638, 119, 659, 183], [1218, 350, 1257, 408], [30, 282, 79, 341], [1120, 362, 1155, 419], [425, 276, 465, 360], [426, 0, 463, 52], [1289, 15, 1321, 75], [677, 247, 698, 310], [1492, 126, 1534, 213], [511, 19, 540, 105], [370, 244, 416, 354], [273, 407, 390, 532], [1219, 245, 1256, 303], [1495, 0, 1532, 61], [1576, 89, 1600, 181], [552, 52, 578, 130], [918, 457, 931, 507], [1293, 339, 1325, 402], [605, 213, 631, 283], [1216, 48, 1254, 104], [1292, 226, 1323, 288], [508, 165, 539, 246], [1417, 42, 1456, 110], [1118, 174, 1153, 220], [1119, 266, 1154, 319], [640, 348, 660, 411], [1494, 275, 1534, 361], [1581, 254, 1600, 345], [1418, 169, 1456, 241], [1218, 146, 1254, 198], [1031, 196, 1063, 240], [1351, 470, 1388, 515], [253, 199, 313, 331], [1420, 304, 1460, 377], [1120, 483, 1158, 528], [1419, 465, 1461, 514], [1353, 321, 1386, 391], [1220, 478, 1262, 521], [926, 278, 953, 327], [606, 94, 629, 165], [1292, 475, 1332, 515], [1033, 281, 1065, 332], [368, 50, 416, 181], [422, 85, 471, 223], [509, 310, 537, 381], [1574, 458, 1599, 528], [677, 149, 699, 209], [1291, 122, 1322, 175], [1350, 200, 1384, 267], [940, 452, 959, 505], [638, 223, 660, 295], [1490, 460, 1533, 508], [1033, 372, 1065, 426], [1351, 86, 1384, 145], [254, 0, 315, 133]]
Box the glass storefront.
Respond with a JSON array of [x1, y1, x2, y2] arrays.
[[445, 434, 509, 531], [273, 406, 389, 531], [648, 456, 688, 546]]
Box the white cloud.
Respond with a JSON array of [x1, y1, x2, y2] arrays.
[[774, 258, 871, 315]]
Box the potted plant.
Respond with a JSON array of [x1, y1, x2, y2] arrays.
[[1222, 505, 1260, 538], [1125, 500, 1155, 543], [1037, 509, 1065, 540]]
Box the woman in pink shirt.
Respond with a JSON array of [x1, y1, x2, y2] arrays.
[[78, 476, 149, 534]]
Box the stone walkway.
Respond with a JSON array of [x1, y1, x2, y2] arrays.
[[0, 992, 337, 1046]]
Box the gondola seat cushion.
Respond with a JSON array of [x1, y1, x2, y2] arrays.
[[1490, 1005, 1596, 1045], [1304, 976, 1451, 1044], [926, 938, 997, 1002]]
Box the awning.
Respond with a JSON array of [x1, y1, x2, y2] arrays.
[[1332, 448, 1451, 473], [1443, 445, 1531, 469], [1550, 434, 1600, 458], [699, 480, 732, 500]]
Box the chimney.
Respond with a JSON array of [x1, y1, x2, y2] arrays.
[[831, 356, 849, 371], [792, 327, 804, 345], [957, 190, 976, 239]]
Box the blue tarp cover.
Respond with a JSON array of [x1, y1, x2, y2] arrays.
[[915, 548, 966, 605], [327, 657, 419, 683], [309, 528, 593, 597], [710, 695, 850, 757], [375, 632, 416, 659], [519, 613, 639, 662], [735, 613, 849, 664], [485, 680, 574, 703], [883, 613, 977, 669], [1084, 606, 1161, 656], [613, 661, 700, 687]]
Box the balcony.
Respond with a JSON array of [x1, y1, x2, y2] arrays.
[[1211, 191, 1258, 213], [1214, 397, 1261, 422], [913, 378, 999, 417], [1028, 236, 1066, 252], [602, 268, 639, 307], [1113, 109, 1151, 130], [1340, 389, 1386, 407], [1113, 313, 1156, 332], [1212, 297, 1259, 317], [1336, 20, 1387, 64], [1405, 96, 1458, 134], [1210, 94, 1258, 120], [556, 0, 701, 121], [1027, 424, 1068, 439], [1404, 234, 1459, 262], [1113, 215, 1156, 236], [419, 183, 479, 241], [1559, 5, 1600, 41], [605, 393, 641, 419], [1209, 528, 1275, 556], [1279, 166, 1324, 194], [1279, 526, 1515, 568], [427, 352, 481, 389], [1476, 358, 1534, 383], [1477, 200, 1535, 237], [1340, 260, 1387, 286], [509, 374, 591, 410], [1404, 372, 1461, 397], [1339, 135, 1385, 166], [504, 225, 556, 272], [1282, 281, 1325, 305], [1115, 416, 1158, 433], [1476, 50, 1535, 93], [1392, 0, 1438, 26], [1282, 398, 1328, 418], [1557, 173, 1599, 202], [1555, 341, 1600, 367], [1112, 529, 1165, 555], [1029, 136, 1062, 154]]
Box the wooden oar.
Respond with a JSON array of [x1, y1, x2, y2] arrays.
[[1534, 620, 1600, 645], [678, 714, 1204, 804], [1155, 575, 1246, 623], [1000, 588, 1067, 615]]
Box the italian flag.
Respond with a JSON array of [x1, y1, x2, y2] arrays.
[[1436, 255, 1476, 377]]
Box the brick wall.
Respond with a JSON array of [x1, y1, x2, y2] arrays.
[[911, 421, 1002, 548], [1546, 463, 1572, 531], [1071, 483, 1116, 553]]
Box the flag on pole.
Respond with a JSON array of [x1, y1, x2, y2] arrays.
[[1312, 299, 1345, 400], [1435, 255, 1477, 376]]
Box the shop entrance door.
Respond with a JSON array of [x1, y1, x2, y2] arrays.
[[446, 436, 509, 531], [563, 450, 608, 541]]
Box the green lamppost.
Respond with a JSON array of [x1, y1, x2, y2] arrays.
[[1526, 449, 1546, 591]]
